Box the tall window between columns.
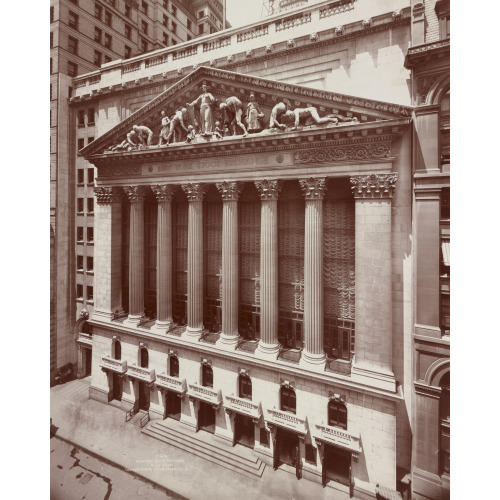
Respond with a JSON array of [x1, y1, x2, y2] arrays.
[[239, 183, 261, 340], [439, 372, 450, 475], [169, 355, 179, 377], [278, 181, 304, 350], [144, 198, 158, 319], [323, 179, 355, 363], [203, 185, 222, 332], [238, 373, 252, 400], [122, 198, 130, 315], [280, 385, 296, 414], [139, 346, 149, 368], [173, 190, 188, 325], [328, 399, 347, 430], [113, 340, 121, 360]]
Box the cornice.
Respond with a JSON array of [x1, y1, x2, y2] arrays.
[[404, 38, 450, 69]]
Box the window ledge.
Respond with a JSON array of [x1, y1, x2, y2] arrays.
[[77, 269, 84, 274], [87, 300, 94, 305], [77, 241, 84, 245], [76, 298, 84, 303], [87, 271, 94, 276]]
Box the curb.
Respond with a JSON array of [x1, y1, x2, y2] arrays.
[[51, 433, 190, 500]]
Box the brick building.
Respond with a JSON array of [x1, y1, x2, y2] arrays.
[[64, 0, 450, 498]]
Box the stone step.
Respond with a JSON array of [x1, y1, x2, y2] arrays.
[[142, 419, 265, 479]]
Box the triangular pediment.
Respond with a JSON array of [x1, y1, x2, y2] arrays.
[[81, 66, 412, 159]]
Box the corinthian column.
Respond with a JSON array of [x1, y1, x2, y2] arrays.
[[350, 173, 397, 392], [299, 178, 326, 370], [123, 185, 147, 327], [215, 181, 243, 349], [181, 183, 208, 340], [254, 179, 282, 359], [151, 184, 177, 333]]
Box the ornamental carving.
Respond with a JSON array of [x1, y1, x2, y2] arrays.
[[295, 143, 391, 163], [97, 165, 141, 178], [335, 25, 344, 36], [350, 174, 397, 199], [94, 186, 123, 204], [417, 74, 440, 104], [299, 178, 327, 200], [254, 179, 283, 201], [151, 184, 177, 202], [181, 183, 208, 201], [123, 185, 148, 202], [216, 181, 243, 201]]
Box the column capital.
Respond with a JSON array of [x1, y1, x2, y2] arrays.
[[94, 186, 123, 205], [123, 185, 148, 203], [151, 184, 177, 202], [181, 183, 208, 201], [299, 177, 327, 200], [254, 179, 283, 201], [216, 181, 243, 201], [350, 173, 397, 199]]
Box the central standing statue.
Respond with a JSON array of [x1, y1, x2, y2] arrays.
[[188, 84, 216, 136]]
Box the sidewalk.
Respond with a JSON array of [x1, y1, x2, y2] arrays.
[[51, 378, 353, 500]]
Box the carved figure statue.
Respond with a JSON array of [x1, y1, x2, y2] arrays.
[[246, 93, 265, 133], [158, 111, 171, 146], [269, 98, 291, 130], [283, 106, 339, 129], [185, 125, 196, 144], [133, 125, 154, 146], [162, 108, 190, 145], [220, 96, 248, 137], [213, 121, 224, 140], [189, 84, 216, 136]]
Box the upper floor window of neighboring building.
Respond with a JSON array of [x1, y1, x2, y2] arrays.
[[88, 168, 95, 184], [104, 55, 111, 63], [108, 0, 115, 7], [238, 374, 252, 400], [77, 284, 83, 299], [77, 169, 84, 184], [50, 31, 54, 48], [169, 356, 179, 377], [280, 386, 296, 414], [328, 399, 347, 430], [87, 227, 94, 243], [163, 1, 168, 9], [68, 86, 73, 98], [94, 50, 102, 66], [50, 6, 54, 23], [125, 24, 132, 40], [50, 57, 54, 74], [78, 109, 85, 126], [77, 227, 84, 242], [141, 1, 148, 16], [69, 0, 78, 5], [198, 10, 205, 19], [77, 255, 84, 271], [105, 10, 112, 27], [435, 0, 450, 39], [198, 24, 204, 35], [50, 83, 53, 100], [201, 364, 213, 388], [187, 19, 192, 31], [87, 256, 94, 272], [69, 11, 79, 29], [95, 3, 102, 20], [88, 198, 94, 214], [163, 32, 168, 45], [77, 198, 84, 213], [187, 35, 192, 41], [163, 14, 168, 27], [68, 35, 78, 55], [68, 61, 78, 77], [172, 22, 177, 35], [87, 286, 94, 302], [78, 138, 85, 150], [141, 20, 148, 35], [172, 39, 177, 45], [104, 32, 112, 49], [171, 5, 177, 17], [141, 38, 148, 52], [125, 4, 131, 18], [95, 27, 102, 43], [124, 45, 131, 59]]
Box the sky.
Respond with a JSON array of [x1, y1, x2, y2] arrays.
[[225, 0, 264, 28]]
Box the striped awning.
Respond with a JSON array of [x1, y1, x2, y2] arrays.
[[441, 240, 450, 267]]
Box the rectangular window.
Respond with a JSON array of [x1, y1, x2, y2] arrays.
[[163, 14, 168, 28], [172, 22, 177, 34], [187, 35, 191, 41], [260, 428, 270, 447], [141, 1, 148, 15], [198, 24, 203, 35], [78, 138, 84, 150], [95, 4, 102, 20], [94, 50, 102, 66], [125, 24, 132, 39], [141, 38, 148, 52], [108, 0, 115, 6], [87, 227, 94, 242], [105, 10, 112, 27], [124, 45, 131, 59], [50, 84, 53, 100], [88, 136, 94, 144], [87, 256, 94, 272], [441, 187, 450, 220], [88, 108, 95, 125], [125, 4, 131, 18], [163, 32, 168, 45], [69, 11, 79, 29], [68, 60, 77, 77], [50, 57, 53, 74], [172, 39, 176, 45], [88, 198, 94, 214], [68, 35, 78, 55], [104, 55, 111, 63], [50, 31, 54, 48], [87, 286, 94, 302], [68, 86, 73, 98], [187, 19, 192, 31], [69, 0, 78, 4], [77, 198, 84, 213], [77, 255, 84, 271], [141, 20, 148, 34], [77, 109, 85, 126], [88, 168, 95, 184], [171, 5, 177, 17], [104, 33, 112, 49], [95, 27, 102, 43], [77, 284, 83, 299], [77, 227, 84, 241], [50, 6, 54, 23], [198, 10, 204, 19], [77, 169, 84, 184]]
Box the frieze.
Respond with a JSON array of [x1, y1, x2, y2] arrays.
[[151, 184, 177, 202], [216, 181, 243, 201], [94, 186, 123, 204], [97, 165, 142, 178], [254, 179, 283, 201], [299, 177, 327, 199], [295, 142, 391, 163], [350, 173, 397, 199]]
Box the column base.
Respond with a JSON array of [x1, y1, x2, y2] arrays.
[[351, 363, 397, 392], [216, 333, 240, 350], [181, 327, 203, 342], [255, 341, 280, 360], [123, 314, 144, 327], [150, 320, 172, 334], [299, 351, 326, 372], [92, 310, 115, 322]]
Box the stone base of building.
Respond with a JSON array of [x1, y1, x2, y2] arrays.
[[89, 384, 110, 403], [412, 468, 450, 500], [351, 364, 396, 392]]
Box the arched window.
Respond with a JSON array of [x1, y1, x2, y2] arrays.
[[439, 372, 450, 475], [328, 400, 347, 430], [202, 364, 213, 388], [140, 347, 148, 368], [239, 374, 252, 400], [280, 386, 296, 414], [113, 340, 121, 360], [169, 356, 179, 378]]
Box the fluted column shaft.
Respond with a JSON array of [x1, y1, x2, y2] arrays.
[[255, 180, 282, 357], [152, 185, 177, 330], [216, 182, 243, 346], [124, 186, 147, 325], [300, 178, 326, 366], [182, 183, 208, 338]]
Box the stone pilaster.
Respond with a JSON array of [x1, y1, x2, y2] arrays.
[[350, 174, 397, 392], [181, 183, 208, 340], [93, 186, 123, 322], [151, 185, 177, 333], [216, 181, 243, 349], [254, 180, 282, 359], [299, 178, 326, 370], [123, 185, 148, 326]]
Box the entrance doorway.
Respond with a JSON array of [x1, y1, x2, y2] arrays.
[[276, 428, 299, 467], [138, 382, 150, 411], [198, 401, 215, 434], [84, 348, 92, 376], [165, 391, 181, 420], [112, 372, 122, 401], [234, 414, 254, 449], [323, 444, 351, 486]]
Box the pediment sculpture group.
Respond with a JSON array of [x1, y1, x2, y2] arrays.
[[106, 84, 358, 153]]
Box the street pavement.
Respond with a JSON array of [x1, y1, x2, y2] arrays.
[[51, 377, 353, 500]]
